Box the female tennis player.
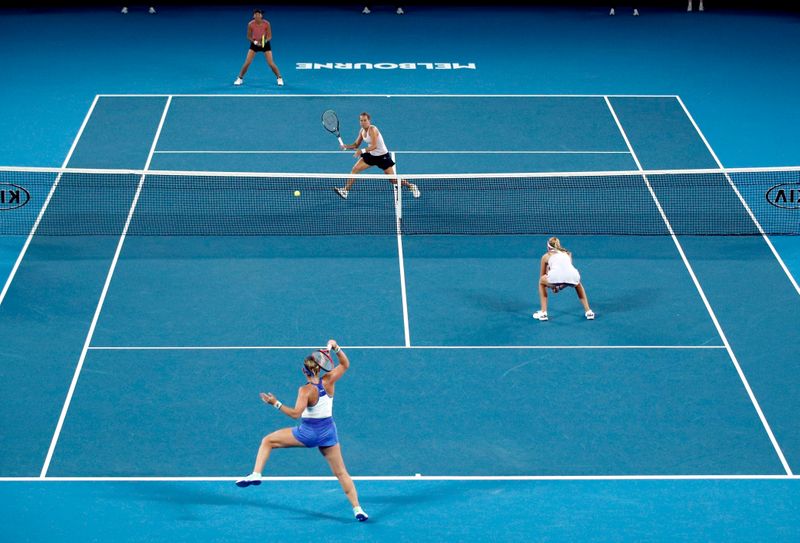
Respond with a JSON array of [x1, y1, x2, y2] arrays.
[[235, 339, 368, 522], [533, 237, 595, 321], [233, 9, 283, 87], [334, 112, 420, 200]]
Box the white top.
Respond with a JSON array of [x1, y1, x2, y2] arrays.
[[361, 125, 388, 156], [547, 251, 581, 285], [301, 380, 334, 419]]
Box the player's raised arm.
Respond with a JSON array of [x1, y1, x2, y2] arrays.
[[325, 339, 349, 385]]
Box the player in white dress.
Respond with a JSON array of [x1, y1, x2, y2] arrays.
[[533, 237, 594, 321]]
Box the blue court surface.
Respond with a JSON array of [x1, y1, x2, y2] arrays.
[[1, 4, 800, 541]]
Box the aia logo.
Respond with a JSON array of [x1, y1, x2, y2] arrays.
[[766, 183, 800, 209], [0, 183, 31, 210]]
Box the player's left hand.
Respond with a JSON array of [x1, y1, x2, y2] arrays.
[[260, 392, 275, 405]]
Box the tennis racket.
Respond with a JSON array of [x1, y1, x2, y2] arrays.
[[321, 109, 345, 147], [312, 349, 335, 372], [261, 35, 266, 48]]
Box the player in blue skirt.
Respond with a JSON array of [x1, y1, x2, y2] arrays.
[[235, 339, 368, 522]]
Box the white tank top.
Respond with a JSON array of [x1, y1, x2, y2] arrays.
[[547, 251, 581, 285], [361, 125, 388, 156], [301, 379, 334, 419]]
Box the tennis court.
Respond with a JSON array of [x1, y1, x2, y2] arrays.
[[1, 4, 799, 541]]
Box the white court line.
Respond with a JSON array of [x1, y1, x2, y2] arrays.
[[87, 345, 726, 350], [675, 95, 800, 297], [393, 152, 412, 347], [97, 93, 681, 98], [39, 97, 175, 478], [4, 165, 798, 179], [153, 150, 631, 155], [0, 96, 101, 307], [605, 96, 793, 477], [1, 474, 796, 482]]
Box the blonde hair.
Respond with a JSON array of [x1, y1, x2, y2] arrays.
[[303, 355, 321, 377], [547, 237, 569, 254]]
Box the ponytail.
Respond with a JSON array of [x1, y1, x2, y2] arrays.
[[547, 237, 569, 254]]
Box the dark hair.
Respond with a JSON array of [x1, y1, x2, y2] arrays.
[[253, 8, 263, 15], [360, 112, 371, 120]]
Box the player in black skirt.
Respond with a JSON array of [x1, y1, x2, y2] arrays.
[[234, 9, 283, 87], [335, 112, 420, 199]]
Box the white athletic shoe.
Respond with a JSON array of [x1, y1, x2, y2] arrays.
[[235, 473, 262, 488], [609, 8, 615, 15], [121, 7, 128, 14], [233, 77, 243, 86], [362, 6, 371, 14], [396, 7, 404, 15], [633, 8, 639, 16], [585, 310, 595, 320], [354, 506, 369, 522], [277, 77, 284, 86], [334, 187, 349, 200], [533, 310, 548, 321], [148, 6, 156, 14], [409, 184, 420, 198]]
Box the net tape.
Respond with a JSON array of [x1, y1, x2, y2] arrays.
[[0, 166, 798, 236]]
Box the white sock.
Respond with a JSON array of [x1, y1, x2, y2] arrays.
[[251, 472, 261, 478]]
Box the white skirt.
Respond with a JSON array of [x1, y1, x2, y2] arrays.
[[547, 267, 581, 286]]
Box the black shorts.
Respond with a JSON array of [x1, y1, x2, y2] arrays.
[[250, 40, 272, 52], [361, 152, 395, 170]]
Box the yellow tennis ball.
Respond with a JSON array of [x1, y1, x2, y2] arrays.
[[294, 190, 301, 197]]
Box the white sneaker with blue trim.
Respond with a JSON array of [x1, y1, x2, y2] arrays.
[[354, 506, 369, 521]]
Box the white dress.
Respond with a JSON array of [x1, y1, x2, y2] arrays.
[[546, 251, 581, 285]]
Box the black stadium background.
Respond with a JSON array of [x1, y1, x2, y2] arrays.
[[2, 0, 799, 12]]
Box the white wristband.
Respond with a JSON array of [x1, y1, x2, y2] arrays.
[[361, 149, 366, 155], [332, 345, 341, 353], [274, 401, 282, 410]]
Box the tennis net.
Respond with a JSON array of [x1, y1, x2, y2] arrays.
[[0, 166, 798, 236]]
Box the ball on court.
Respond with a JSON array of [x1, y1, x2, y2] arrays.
[[293, 190, 301, 197]]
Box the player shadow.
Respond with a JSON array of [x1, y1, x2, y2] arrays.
[[588, 288, 649, 314], [117, 482, 352, 524], [455, 287, 531, 315], [361, 481, 462, 521]]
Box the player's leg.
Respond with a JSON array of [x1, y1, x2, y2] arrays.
[[533, 275, 549, 320], [575, 283, 594, 319], [264, 51, 282, 80], [336, 159, 371, 198], [237, 50, 256, 80], [384, 165, 420, 197], [320, 444, 367, 520], [253, 427, 304, 472], [236, 427, 304, 486]]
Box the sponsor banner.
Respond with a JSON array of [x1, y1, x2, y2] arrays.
[[296, 62, 476, 70], [766, 182, 800, 209], [0, 183, 31, 211]]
